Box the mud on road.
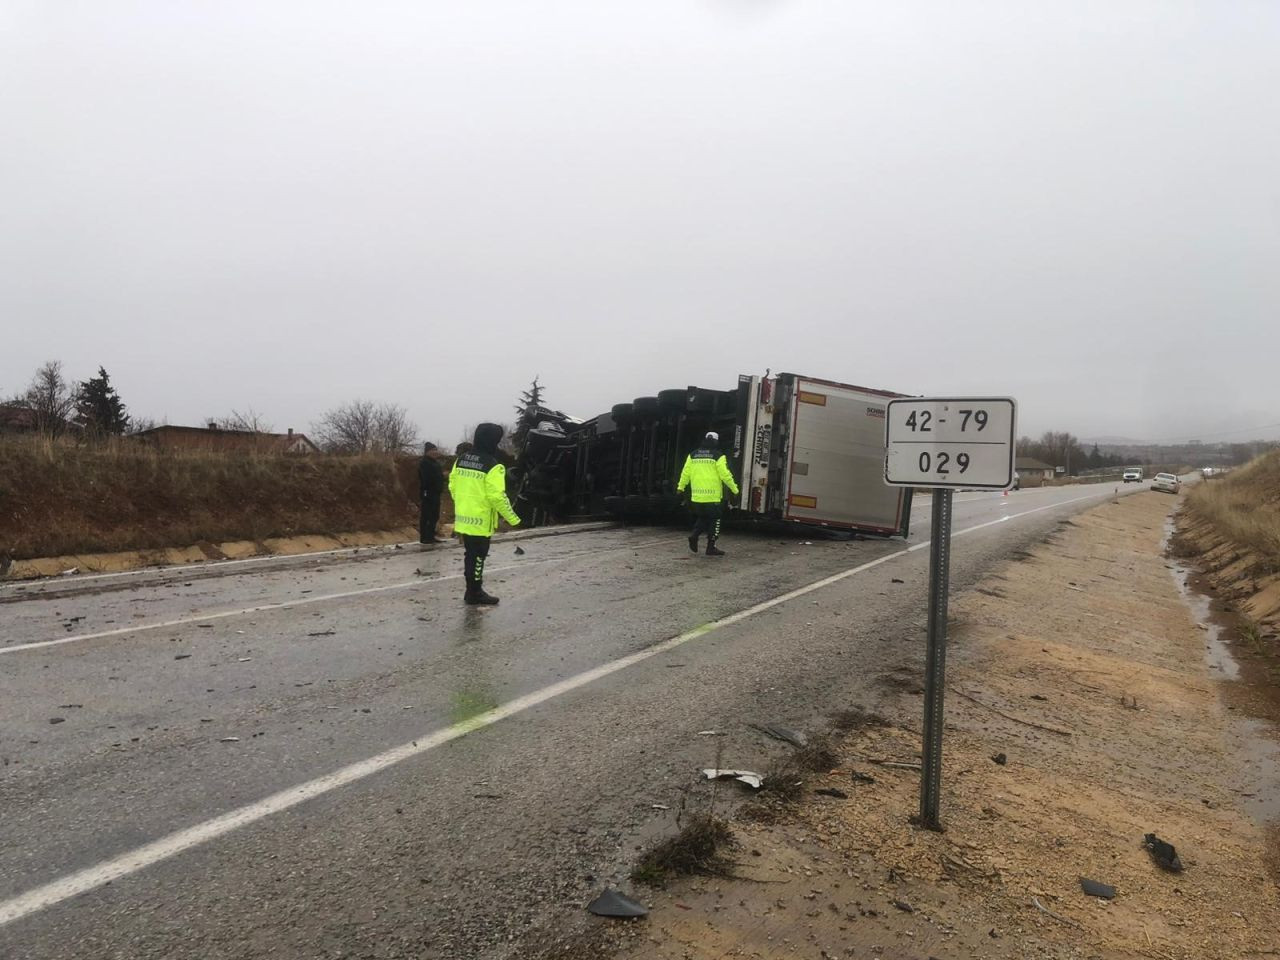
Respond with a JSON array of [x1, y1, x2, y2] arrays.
[[579, 493, 1280, 960]]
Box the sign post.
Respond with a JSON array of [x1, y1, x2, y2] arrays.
[[884, 397, 1016, 830]]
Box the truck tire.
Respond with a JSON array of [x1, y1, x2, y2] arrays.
[[657, 389, 687, 412], [684, 391, 715, 414], [632, 396, 661, 418], [611, 403, 634, 423]]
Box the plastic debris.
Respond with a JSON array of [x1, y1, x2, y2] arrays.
[[1079, 876, 1116, 899], [587, 889, 649, 918], [702, 768, 764, 790], [1143, 833, 1184, 872], [219, 737, 241, 743]]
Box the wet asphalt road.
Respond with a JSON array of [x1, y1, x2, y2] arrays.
[[0, 484, 1139, 959]]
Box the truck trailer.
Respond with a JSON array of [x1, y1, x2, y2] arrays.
[[513, 372, 912, 538]]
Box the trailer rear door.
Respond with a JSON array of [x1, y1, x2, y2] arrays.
[[782, 377, 906, 535]]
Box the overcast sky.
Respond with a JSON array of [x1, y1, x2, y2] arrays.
[[2, 1, 1277, 445]]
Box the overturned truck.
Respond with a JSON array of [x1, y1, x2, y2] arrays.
[[513, 373, 913, 538]]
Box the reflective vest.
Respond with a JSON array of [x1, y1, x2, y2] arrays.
[[677, 447, 740, 504], [448, 451, 521, 536]]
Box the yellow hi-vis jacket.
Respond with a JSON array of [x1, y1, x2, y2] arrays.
[[448, 450, 521, 537], [677, 447, 740, 503]]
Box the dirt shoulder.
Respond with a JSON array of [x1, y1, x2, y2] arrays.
[[584, 492, 1280, 960]]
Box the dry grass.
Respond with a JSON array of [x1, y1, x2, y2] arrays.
[[631, 814, 735, 887], [1186, 450, 1280, 570], [0, 435, 434, 559]]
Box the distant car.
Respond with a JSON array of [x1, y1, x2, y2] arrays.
[[1123, 468, 1143, 483], [1152, 472, 1181, 494]]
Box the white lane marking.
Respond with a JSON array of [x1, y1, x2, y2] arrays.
[[0, 537, 672, 656], [0, 485, 1117, 929]]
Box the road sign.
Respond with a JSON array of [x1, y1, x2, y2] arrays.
[[882, 395, 1017, 830], [883, 397, 1017, 490]]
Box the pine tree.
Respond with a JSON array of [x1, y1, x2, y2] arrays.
[[76, 367, 130, 438], [512, 376, 544, 453]]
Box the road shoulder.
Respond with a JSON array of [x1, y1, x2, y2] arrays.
[[579, 492, 1280, 960]]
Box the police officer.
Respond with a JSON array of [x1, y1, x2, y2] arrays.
[[448, 423, 521, 604], [677, 431, 740, 556], [418, 442, 445, 545]]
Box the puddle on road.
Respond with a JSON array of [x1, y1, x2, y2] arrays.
[[1164, 516, 1280, 833]]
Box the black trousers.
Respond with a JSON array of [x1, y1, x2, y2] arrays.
[[690, 502, 723, 544], [419, 490, 441, 543], [461, 534, 491, 588]]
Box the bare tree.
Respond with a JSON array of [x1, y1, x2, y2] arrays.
[[312, 401, 418, 453], [127, 416, 161, 435], [215, 408, 274, 433], [24, 360, 78, 437]]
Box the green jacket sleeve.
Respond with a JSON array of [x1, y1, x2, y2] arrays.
[[447, 463, 458, 499], [676, 455, 692, 493], [486, 463, 521, 527], [716, 455, 740, 496]]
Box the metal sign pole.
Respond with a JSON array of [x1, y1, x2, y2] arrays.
[[919, 487, 953, 831]]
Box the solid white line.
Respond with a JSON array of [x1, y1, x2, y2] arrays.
[[0, 537, 671, 656], [0, 484, 1119, 929]]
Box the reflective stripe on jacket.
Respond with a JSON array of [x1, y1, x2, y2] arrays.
[[677, 447, 740, 503], [448, 451, 521, 536]]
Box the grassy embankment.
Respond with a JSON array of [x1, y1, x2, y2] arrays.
[[1177, 449, 1280, 632], [0, 436, 440, 561], [1185, 450, 1280, 568]]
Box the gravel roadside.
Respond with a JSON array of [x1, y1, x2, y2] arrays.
[[589, 491, 1280, 960]]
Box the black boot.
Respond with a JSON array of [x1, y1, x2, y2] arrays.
[[705, 543, 725, 557], [688, 534, 699, 554], [465, 585, 500, 606]]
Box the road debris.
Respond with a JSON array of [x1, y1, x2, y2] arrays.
[[991, 752, 1007, 765], [49, 717, 65, 724], [219, 737, 240, 743], [587, 889, 649, 918], [814, 787, 849, 799], [1032, 896, 1082, 928], [1079, 876, 1117, 899], [702, 769, 764, 790], [849, 770, 876, 784], [750, 722, 807, 747], [514, 546, 525, 555], [1143, 833, 1184, 872]]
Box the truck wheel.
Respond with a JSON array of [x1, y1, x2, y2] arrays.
[[657, 389, 687, 412], [685, 391, 715, 414], [611, 403, 634, 423], [632, 396, 661, 417]]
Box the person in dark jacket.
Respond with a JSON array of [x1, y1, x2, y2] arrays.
[[418, 442, 445, 545]]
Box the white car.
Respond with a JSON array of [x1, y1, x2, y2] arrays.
[[1151, 472, 1181, 494], [1123, 468, 1143, 483]]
